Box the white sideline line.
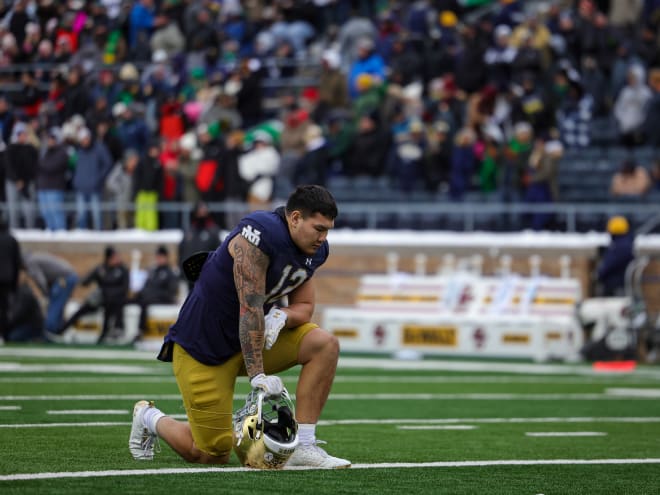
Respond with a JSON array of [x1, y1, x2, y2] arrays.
[[0, 348, 158, 360], [0, 363, 162, 374], [319, 417, 660, 425], [2, 459, 660, 481], [338, 357, 660, 378], [0, 392, 658, 401], [0, 377, 176, 383], [328, 393, 655, 400], [4, 347, 660, 378], [3, 375, 655, 384], [4, 416, 660, 429], [0, 406, 20, 411], [606, 388, 660, 398], [47, 410, 129, 415], [0, 422, 129, 428], [525, 432, 607, 437], [397, 425, 477, 430], [0, 395, 183, 401]]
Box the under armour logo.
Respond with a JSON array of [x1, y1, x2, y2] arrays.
[[305, 258, 312, 266], [241, 225, 261, 246]]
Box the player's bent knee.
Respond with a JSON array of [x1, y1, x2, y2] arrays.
[[299, 327, 340, 364], [315, 328, 340, 357], [326, 332, 340, 356]]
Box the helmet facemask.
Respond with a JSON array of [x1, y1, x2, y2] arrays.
[[233, 388, 298, 469]]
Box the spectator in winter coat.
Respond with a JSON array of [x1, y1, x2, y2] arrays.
[[22, 251, 78, 336], [73, 127, 114, 230], [500, 121, 533, 203], [597, 216, 634, 296], [557, 74, 593, 148], [389, 119, 427, 193], [449, 127, 476, 200], [116, 104, 150, 156], [133, 141, 163, 231], [348, 37, 386, 99], [613, 65, 652, 146], [62, 66, 90, 122], [89, 69, 120, 112], [610, 159, 651, 197], [36, 127, 69, 231], [4, 122, 38, 229], [315, 50, 350, 123], [454, 24, 488, 94], [295, 124, 330, 187], [236, 59, 265, 129], [422, 120, 452, 192], [0, 94, 15, 151], [484, 24, 518, 92], [238, 130, 281, 211], [105, 149, 138, 229], [511, 73, 555, 137], [387, 35, 423, 88], [149, 14, 186, 57], [176, 133, 201, 205], [525, 139, 562, 231], [129, 0, 164, 49], [344, 113, 390, 177], [643, 68, 660, 147]]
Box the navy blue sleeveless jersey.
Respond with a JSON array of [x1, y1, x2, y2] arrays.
[[165, 207, 329, 365]]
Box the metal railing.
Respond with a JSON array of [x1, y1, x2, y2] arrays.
[[2, 200, 658, 233]]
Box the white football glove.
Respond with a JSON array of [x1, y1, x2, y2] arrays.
[[250, 373, 284, 397], [264, 307, 287, 350]]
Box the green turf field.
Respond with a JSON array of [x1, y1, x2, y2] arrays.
[[1, 345, 659, 494]]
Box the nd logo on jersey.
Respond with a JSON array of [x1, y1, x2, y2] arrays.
[[241, 225, 261, 246]]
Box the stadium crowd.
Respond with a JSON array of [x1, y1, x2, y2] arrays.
[[0, 0, 660, 233]]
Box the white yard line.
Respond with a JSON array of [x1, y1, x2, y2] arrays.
[[0, 348, 157, 360], [0, 406, 20, 411], [0, 394, 184, 401], [0, 422, 129, 428], [338, 357, 660, 378], [2, 458, 660, 481], [0, 363, 163, 374], [319, 417, 660, 425], [0, 374, 655, 384], [0, 392, 658, 401], [606, 388, 660, 398], [4, 416, 660, 429], [525, 432, 608, 437], [326, 393, 656, 400], [47, 410, 129, 415], [0, 377, 176, 383], [3, 347, 660, 378], [397, 425, 477, 430]]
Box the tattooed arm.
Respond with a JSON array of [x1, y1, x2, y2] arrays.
[[229, 234, 270, 379]]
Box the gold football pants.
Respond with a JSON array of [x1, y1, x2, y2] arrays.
[[172, 322, 317, 458]]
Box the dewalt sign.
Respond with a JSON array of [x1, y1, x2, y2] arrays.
[[402, 326, 457, 347]]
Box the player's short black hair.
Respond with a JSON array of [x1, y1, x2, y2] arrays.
[[286, 185, 338, 220]]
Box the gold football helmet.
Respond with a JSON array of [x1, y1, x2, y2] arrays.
[[232, 388, 298, 469]]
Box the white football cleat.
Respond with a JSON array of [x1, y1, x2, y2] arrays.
[[129, 400, 159, 460], [286, 441, 351, 469]]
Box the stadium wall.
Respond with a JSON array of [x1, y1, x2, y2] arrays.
[[14, 230, 660, 317]]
